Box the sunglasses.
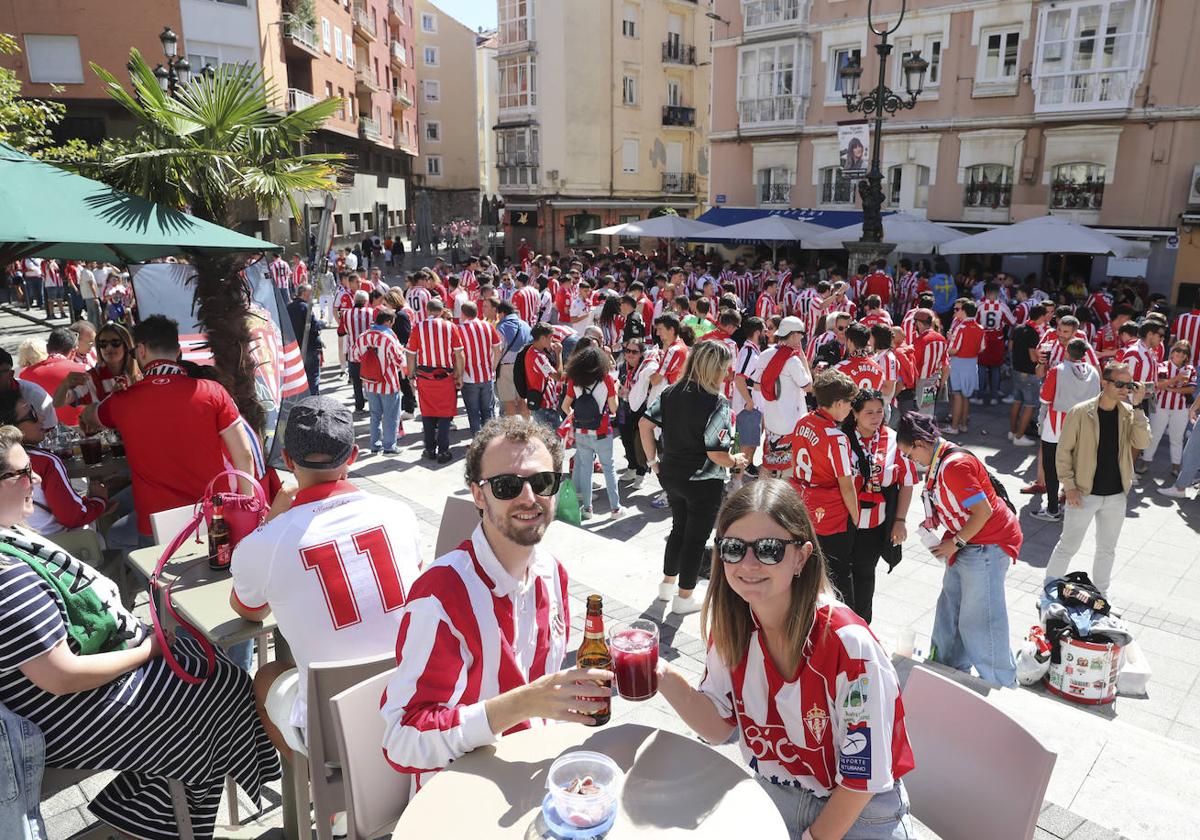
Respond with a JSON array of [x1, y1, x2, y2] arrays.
[[476, 471, 563, 500], [15, 408, 37, 425], [97, 339, 124, 349], [0, 465, 34, 484], [1106, 379, 1134, 389], [716, 537, 807, 566]]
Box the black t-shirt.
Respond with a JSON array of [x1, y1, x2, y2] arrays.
[[1091, 406, 1123, 496], [1011, 324, 1040, 374], [622, 313, 646, 342], [645, 382, 733, 481]]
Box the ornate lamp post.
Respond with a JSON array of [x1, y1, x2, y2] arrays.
[[838, 0, 928, 263], [151, 26, 214, 97]]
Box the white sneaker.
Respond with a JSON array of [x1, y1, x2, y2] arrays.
[[400, 411, 415, 421], [1158, 485, 1189, 499], [610, 507, 625, 520], [657, 582, 675, 602], [672, 585, 707, 615], [1001, 395, 1016, 404], [1007, 431, 1015, 441], [620, 468, 635, 481], [631, 474, 645, 489], [1012, 435, 1036, 447]]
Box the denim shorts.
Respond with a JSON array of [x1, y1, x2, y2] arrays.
[[758, 778, 914, 840], [735, 409, 762, 448], [1011, 370, 1041, 406], [948, 356, 978, 395]]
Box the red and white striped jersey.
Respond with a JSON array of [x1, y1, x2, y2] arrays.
[[697, 601, 914, 796], [1173, 311, 1200, 367], [900, 309, 921, 345], [407, 317, 463, 370], [340, 306, 376, 362], [1042, 336, 1100, 369], [657, 338, 688, 385], [513, 286, 541, 325], [354, 328, 407, 393], [268, 257, 292, 289], [859, 310, 893, 330], [826, 298, 857, 321], [912, 331, 948, 379], [1085, 291, 1113, 325], [406, 287, 433, 322], [850, 426, 918, 529], [756, 294, 780, 321], [733, 272, 756, 303], [779, 283, 802, 316], [525, 347, 562, 409], [804, 299, 830, 339], [333, 286, 354, 313], [381, 526, 569, 790], [459, 268, 479, 300], [1117, 340, 1159, 383], [233, 481, 422, 737], [796, 287, 821, 320], [1038, 362, 1100, 443], [874, 349, 902, 404], [1156, 361, 1196, 411], [27, 448, 106, 535], [898, 272, 921, 310], [41, 260, 61, 287], [806, 330, 840, 361], [458, 318, 502, 383], [975, 300, 1016, 333]]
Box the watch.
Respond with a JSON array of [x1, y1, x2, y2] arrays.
[[953, 535, 969, 550]]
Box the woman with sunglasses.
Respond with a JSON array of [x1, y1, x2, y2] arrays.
[[617, 338, 653, 489], [640, 340, 746, 614], [656, 479, 916, 840], [839, 389, 917, 622], [52, 322, 140, 416]]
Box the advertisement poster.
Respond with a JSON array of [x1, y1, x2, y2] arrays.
[[838, 121, 870, 174], [129, 260, 308, 468]]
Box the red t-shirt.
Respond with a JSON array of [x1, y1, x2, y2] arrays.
[[948, 319, 985, 359], [524, 348, 561, 410], [97, 366, 241, 535], [19, 354, 89, 425], [834, 355, 884, 391], [926, 447, 1022, 563], [789, 409, 854, 536], [863, 271, 892, 304]]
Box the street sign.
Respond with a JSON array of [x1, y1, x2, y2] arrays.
[[715, 194, 727, 204]]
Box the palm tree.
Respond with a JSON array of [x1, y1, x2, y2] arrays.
[[85, 49, 344, 433]]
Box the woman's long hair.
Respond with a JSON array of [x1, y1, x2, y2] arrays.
[[564, 345, 610, 390], [702, 480, 831, 671], [678, 339, 732, 396], [96, 321, 140, 381]]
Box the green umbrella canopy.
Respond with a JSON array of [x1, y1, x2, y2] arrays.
[[0, 143, 281, 263]]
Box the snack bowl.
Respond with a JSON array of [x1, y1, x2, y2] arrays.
[[544, 751, 623, 830]]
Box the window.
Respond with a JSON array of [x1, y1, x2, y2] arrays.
[[423, 46, 438, 66], [915, 164, 931, 209], [820, 166, 859, 205], [888, 166, 903, 206], [499, 0, 533, 44], [421, 12, 436, 32], [743, 0, 804, 30], [322, 17, 331, 53], [964, 164, 1013, 209], [621, 139, 639, 174], [1050, 163, 1106, 210], [888, 165, 931, 208], [622, 74, 638, 106], [346, 35, 354, 65], [426, 156, 443, 176], [424, 120, 440, 141], [22, 35, 84, 84], [667, 79, 682, 107], [1034, 0, 1150, 111], [738, 42, 799, 124], [829, 46, 861, 98], [334, 26, 344, 61], [498, 55, 536, 110], [757, 167, 791, 204], [187, 53, 219, 73], [423, 79, 440, 102], [927, 39, 942, 86], [565, 214, 600, 247], [350, 213, 361, 234], [334, 214, 345, 236], [497, 126, 539, 186], [892, 35, 941, 90], [618, 214, 641, 247], [622, 4, 637, 38], [980, 29, 1020, 83]]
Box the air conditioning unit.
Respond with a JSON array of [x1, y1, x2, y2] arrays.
[[1189, 164, 1200, 207]]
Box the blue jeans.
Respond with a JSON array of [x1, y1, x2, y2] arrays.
[[758, 777, 913, 840], [23, 277, 42, 308], [1173, 419, 1200, 489], [462, 381, 496, 435], [366, 390, 401, 449], [931, 543, 1017, 687], [0, 702, 46, 840], [304, 353, 321, 395], [977, 363, 1002, 404], [573, 432, 620, 512]]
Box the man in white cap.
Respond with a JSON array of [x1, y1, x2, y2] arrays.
[[749, 316, 813, 477]]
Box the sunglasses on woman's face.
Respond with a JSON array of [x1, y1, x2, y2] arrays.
[[0, 465, 34, 484], [476, 471, 562, 500], [717, 537, 806, 566], [97, 339, 124, 350]]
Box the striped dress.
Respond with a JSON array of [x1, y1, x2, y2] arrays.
[[0, 526, 279, 840]]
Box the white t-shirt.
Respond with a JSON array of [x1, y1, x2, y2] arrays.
[[231, 482, 422, 734], [732, 343, 760, 415], [750, 346, 811, 435]]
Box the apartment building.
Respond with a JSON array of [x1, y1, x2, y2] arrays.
[[708, 0, 1200, 301], [413, 0, 482, 225], [477, 29, 500, 200], [494, 0, 712, 256]]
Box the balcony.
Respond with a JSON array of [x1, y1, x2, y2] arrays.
[[662, 172, 696, 194], [498, 165, 538, 190], [662, 105, 695, 127], [498, 151, 539, 167], [352, 3, 377, 41], [743, 0, 805, 31], [359, 116, 381, 141], [964, 182, 1012, 210], [388, 0, 405, 25], [393, 86, 413, 108], [738, 94, 803, 127], [761, 182, 791, 205], [355, 65, 381, 92], [283, 22, 321, 58], [390, 40, 407, 66], [287, 88, 319, 113], [662, 41, 696, 65]]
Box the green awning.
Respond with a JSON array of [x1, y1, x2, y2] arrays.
[[0, 142, 281, 263]]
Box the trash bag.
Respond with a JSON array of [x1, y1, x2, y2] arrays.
[[556, 476, 582, 527], [1016, 626, 1052, 686]]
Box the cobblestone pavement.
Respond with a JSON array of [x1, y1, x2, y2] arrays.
[[5, 310, 1193, 839]]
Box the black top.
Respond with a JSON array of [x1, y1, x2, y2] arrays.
[[287, 298, 324, 357], [622, 313, 646, 342], [645, 381, 734, 481], [1091, 405, 1123, 496], [1011, 323, 1040, 374]]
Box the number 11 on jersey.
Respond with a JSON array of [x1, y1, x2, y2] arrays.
[[300, 526, 406, 629]]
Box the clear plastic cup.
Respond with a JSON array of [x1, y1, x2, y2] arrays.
[[545, 751, 623, 829]]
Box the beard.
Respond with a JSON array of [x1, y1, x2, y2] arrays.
[[483, 495, 554, 547]]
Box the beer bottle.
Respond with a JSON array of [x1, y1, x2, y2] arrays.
[[208, 496, 233, 571], [576, 594, 612, 726]]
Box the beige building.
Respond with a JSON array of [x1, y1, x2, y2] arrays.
[[413, 0, 481, 224], [708, 0, 1200, 302], [477, 29, 500, 200], [495, 0, 712, 255]]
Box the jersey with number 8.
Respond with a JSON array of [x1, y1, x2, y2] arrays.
[[231, 480, 423, 731]]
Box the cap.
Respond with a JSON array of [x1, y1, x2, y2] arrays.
[[284, 396, 355, 470], [776, 316, 805, 338], [913, 308, 935, 323]]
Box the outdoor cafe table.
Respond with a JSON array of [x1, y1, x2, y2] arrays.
[[393, 722, 790, 838], [64, 453, 129, 482]]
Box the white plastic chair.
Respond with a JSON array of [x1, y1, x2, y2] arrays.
[[330, 669, 412, 840], [150, 503, 206, 545], [434, 495, 479, 558], [902, 665, 1056, 840]]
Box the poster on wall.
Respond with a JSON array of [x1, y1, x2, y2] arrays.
[[129, 260, 309, 470], [838, 121, 870, 174]]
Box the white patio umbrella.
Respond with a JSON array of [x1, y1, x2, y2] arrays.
[[938, 214, 1136, 257], [701, 215, 831, 261], [588, 215, 721, 261], [803, 212, 967, 254]]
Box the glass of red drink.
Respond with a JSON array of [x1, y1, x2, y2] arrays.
[[608, 619, 659, 701], [79, 437, 104, 465]]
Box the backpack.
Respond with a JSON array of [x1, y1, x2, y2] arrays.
[[894, 345, 919, 390], [572, 380, 609, 435], [934, 446, 1016, 514], [359, 342, 384, 383], [513, 345, 533, 399]]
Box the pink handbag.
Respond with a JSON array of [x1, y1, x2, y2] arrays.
[[149, 469, 268, 684]]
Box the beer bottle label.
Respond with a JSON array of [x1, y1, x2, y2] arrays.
[[584, 614, 603, 635]]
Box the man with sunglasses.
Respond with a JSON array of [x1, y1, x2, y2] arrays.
[[383, 417, 611, 789], [1043, 361, 1149, 594]]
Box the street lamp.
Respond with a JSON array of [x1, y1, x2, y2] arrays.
[[839, 0, 928, 247], [153, 26, 200, 96]]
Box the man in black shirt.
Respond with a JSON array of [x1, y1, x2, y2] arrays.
[[287, 283, 325, 395], [1008, 303, 1050, 445]]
